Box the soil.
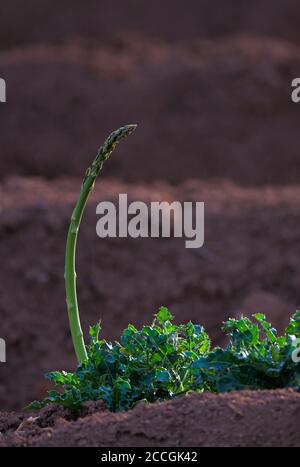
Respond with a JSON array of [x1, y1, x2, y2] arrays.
[[2, 0, 300, 49], [0, 390, 299, 447], [1, 36, 300, 185]]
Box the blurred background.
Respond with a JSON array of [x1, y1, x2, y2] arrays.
[[1, 0, 300, 409]]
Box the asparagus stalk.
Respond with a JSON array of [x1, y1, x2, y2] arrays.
[[65, 124, 137, 364]]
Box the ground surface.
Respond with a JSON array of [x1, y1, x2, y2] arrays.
[[0, 390, 299, 447], [1, 36, 300, 185], [2, 1, 300, 49]]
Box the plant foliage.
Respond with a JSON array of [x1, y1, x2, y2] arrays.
[[30, 307, 300, 412]]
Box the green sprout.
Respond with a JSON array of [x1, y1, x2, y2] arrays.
[[65, 124, 137, 364]]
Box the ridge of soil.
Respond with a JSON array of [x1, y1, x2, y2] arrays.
[[2, 1, 300, 49], [1, 36, 300, 185], [0, 390, 299, 447]]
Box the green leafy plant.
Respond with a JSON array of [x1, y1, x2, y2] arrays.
[[31, 308, 300, 411], [30, 125, 300, 412]]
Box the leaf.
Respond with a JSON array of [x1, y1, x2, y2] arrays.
[[155, 369, 171, 383], [89, 323, 101, 344], [285, 311, 300, 337], [155, 306, 173, 324], [254, 313, 277, 343]]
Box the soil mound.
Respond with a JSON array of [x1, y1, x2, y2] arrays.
[[1, 1, 300, 49], [1, 37, 300, 184], [0, 390, 299, 447]]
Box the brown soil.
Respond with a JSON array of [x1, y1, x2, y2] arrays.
[[1, 1, 300, 49], [1, 176, 299, 413], [1, 36, 300, 185], [0, 390, 299, 447]]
